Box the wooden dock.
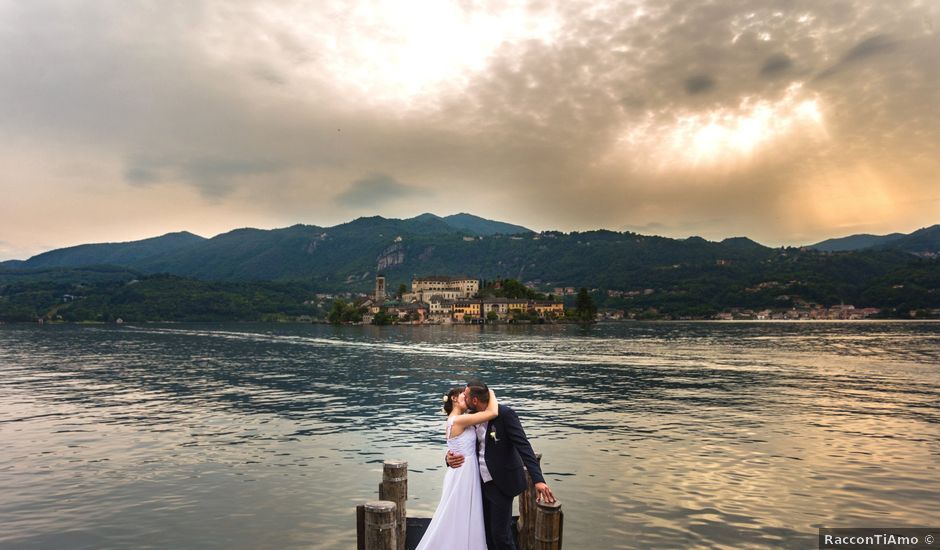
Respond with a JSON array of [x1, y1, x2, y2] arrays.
[[357, 455, 563, 550]]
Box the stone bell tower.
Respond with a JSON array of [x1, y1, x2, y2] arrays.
[[375, 275, 387, 303]]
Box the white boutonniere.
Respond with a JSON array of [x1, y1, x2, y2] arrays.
[[489, 429, 499, 442]]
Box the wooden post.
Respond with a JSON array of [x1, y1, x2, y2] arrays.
[[363, 500, 398, 550], [518, 452, 542, 549], [356, 504, 365, 550], [378, 459, 407, 550], [534, 500, 563, 550]]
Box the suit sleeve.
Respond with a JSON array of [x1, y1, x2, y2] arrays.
[[503, 406, 545, 485]]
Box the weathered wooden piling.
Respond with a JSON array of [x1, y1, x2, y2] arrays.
[[378, 459, 408, 550], [357, 453, 562, 549], [517, 452, 543, 550], [356, 504, 366, 550], [534, 500, 563, 550], [363, 500, 398, 550]]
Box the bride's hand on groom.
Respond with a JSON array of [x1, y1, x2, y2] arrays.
[[446, 450, 465, 468], [534, 482, 556, 503]]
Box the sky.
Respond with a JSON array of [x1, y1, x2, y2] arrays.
[[1, 0, 938, 260]]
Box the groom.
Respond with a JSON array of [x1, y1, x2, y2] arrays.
[[446, 378, 555, 550]]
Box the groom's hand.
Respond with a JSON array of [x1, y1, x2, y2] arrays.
[[445, 451, 465, 469], [534, 482, 556, 503]]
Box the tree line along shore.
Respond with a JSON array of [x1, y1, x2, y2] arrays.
[[1, 267, 938, 324]]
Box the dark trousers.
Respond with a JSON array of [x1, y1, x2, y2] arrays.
[[482, 481, 516, 550]]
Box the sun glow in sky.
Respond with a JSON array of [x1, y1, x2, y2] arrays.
[[0, 0, 938, 258], [619, 83, 828, 170], [207, 1, 563, 109]]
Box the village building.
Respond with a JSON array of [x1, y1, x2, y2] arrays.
[[396, 302, 428, 323], [532, 301, 565, 318], [426, 295, 456, 322], [480, 298, 527, 316], [453, 300, 482, 320], [406, 276, 479, 303]]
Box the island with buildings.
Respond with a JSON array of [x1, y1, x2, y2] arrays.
[[357, 275, 565, 325]]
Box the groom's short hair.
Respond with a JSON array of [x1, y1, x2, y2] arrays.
[[466, 377, 488, 391], [467, 385, 489, 403]]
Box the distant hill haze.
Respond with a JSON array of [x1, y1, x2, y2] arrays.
[[14, 231, 206, 269], [809, 225, 940, 253], [434, 213, 531, 236], [810, 233, 906, 252]]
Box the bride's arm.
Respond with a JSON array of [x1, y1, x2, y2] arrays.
[[453, 389, 498, 428]]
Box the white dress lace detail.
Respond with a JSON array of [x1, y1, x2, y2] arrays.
[[415, 417, 487, 550]]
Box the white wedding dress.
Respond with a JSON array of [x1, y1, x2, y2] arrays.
[[416, 417, 487, 550]]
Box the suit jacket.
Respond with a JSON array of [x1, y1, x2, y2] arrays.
[[482, 404, 545, 497]]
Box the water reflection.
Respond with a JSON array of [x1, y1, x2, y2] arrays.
[[1, 322, 939, 548]]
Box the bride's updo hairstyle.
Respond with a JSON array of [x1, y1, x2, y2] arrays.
[[442, 387, 463, 415]]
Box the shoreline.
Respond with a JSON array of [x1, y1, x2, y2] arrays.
[[4, 318, 940, 326]]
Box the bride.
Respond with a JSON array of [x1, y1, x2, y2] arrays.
[[416, 386, 498, 550]]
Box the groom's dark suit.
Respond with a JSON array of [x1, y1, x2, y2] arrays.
[[479, 404, 544, 550]]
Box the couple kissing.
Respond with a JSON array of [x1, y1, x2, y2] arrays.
[[416, 378, 555, 550]]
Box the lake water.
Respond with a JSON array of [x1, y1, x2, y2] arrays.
[[1, 322, 939, 549]]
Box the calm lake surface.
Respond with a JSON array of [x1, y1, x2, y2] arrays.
[[2, 322, 939, 549]]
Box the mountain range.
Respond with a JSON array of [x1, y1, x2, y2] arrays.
[[2, 216, 938, 290], [0, 214, 768, 285], [2, 213, 938, 321]]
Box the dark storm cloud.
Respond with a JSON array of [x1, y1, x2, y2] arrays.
[[842, 34, 899, 63], [124, 164, 160, 185], [335, 174, 425, 208], [248, 63, 289, 86], [760, 53, 792, 77], [684, 75, 716, 94], [124, 156, 282, 198], [817, 34, 899, 79]]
